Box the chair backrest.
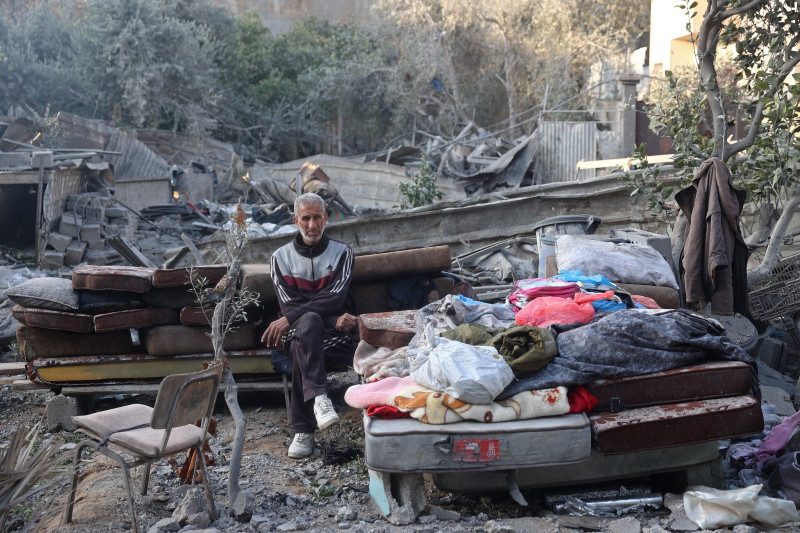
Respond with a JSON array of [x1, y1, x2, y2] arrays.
[[151, 364, 223, 430]]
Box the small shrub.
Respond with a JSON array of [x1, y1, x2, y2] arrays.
[[396, 155, 443, 210]]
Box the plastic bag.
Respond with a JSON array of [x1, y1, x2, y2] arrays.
[[507, 278, 579, 311], [410, 336, 514, 404], [515, 296, 595, 327], [684, 484, 800, 528]]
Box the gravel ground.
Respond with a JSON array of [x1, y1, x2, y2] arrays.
[[0, 369, 795, 533]]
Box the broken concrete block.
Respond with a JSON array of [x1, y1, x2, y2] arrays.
[[761, 385, 796, 416], [41, 250, 65, 269], [84, 249, 124, 265], [86, 238, 106, 250], [46, 395, 77, 431], [64, 240, 87, 265], [59, 213, 82, 238], [80, 223, 102, 242], [47, 232, 73, 253], [367, 469, 425, 526], [103, 223, 120, 238], [84, 205, 105, 223], [173, 487, 208, 525], [105, 206, 127, 218], [232, 490, 254, 523]]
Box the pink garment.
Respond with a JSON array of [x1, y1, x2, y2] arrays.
[[344, 376, 416, 409], [753, 410, 800, 472], [507, 278, 579, 311]]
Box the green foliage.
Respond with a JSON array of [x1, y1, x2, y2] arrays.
[[624, 1, 800, 228], [31, 105, 66, 149], [396, 155, 443, 209]]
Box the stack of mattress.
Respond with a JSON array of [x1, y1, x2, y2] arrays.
[[357, 310, 764, 473], [9, 265, 275, 385]]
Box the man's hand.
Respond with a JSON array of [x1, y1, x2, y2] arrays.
[[262, 316, 290, 348], [335, 313, 358, 332]]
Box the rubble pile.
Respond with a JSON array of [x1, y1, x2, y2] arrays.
[[43, 194, 135, 268]]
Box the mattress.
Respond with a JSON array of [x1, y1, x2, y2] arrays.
[[587, 361, 752, 412], [72, 265, 155, 293], [16, 325, 134, 360], [591, 395, 764, 455], [152, 264, 228, 288], [12, 305, 94, 333], [93, 308, 180, 332], [364, 412, 590, 473], [140, 323, 257, 356], [358, 310, 417, 349]]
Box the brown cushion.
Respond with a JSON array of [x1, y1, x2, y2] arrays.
[[358, 310, 417, 349], [179, 306, 255, 326], [72, 265, 155, 293], [141, 323, 257, 356], [12, 305, 94, 333], [142, 287, 200, 309], [590, 395, 763, 455], [5, 277, 80, 311], [587, 361, 752, 413], [353, 245, 451, 282], [16, 324, 134, 360], [94, 308, 180, 332], [616, 283, 680, 309], [152, 264, 228, 288]]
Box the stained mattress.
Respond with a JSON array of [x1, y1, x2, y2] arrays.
[[364, 412, 590, 473], [590, 395, 764, 455], [358, 310, 417, 350], [587, 360, 752, 412]]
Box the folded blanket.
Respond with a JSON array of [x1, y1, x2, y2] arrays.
[[353, 340, 410, 381], [346, 377, 569, 424]]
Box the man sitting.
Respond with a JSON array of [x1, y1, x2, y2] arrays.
[[261, 192, 358, 458]]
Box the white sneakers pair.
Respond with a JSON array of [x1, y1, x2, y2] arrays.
[[288, 394, 340, 459]]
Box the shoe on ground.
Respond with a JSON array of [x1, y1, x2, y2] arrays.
[[314, 394, 340, 430], [288, 432, 314, 459]]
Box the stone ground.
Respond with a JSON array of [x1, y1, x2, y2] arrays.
[[1, 370, 799, 533]]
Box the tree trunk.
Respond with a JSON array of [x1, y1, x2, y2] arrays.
[[221, 368, 244, 505], [747, 189, 800, 286]]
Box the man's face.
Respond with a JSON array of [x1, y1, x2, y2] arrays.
[[294, 202, 328, 245]]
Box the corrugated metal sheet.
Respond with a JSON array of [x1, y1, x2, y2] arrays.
[[538, 122, 598, 183]]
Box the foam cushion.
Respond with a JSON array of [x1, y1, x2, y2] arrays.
[[12, 305, 94, 333], [78, 290, 144, 314], [142, 287, 200, 309], [16, 324, 134, 360], [587, 361, 752, 412], [140, 323, 257, 356], [4, 277, 79, 311], [94, 308, 180, 332], [590, 395, 763, 455], [358, 310, 417, 349], [152, 264, 228, 288], [72, 265, 155, 293]]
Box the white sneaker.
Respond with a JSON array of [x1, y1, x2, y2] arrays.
[[314, 394, 340, 430], [288, 432, 314, 459]]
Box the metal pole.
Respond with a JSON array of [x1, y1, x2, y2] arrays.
[[33, 161, 45, 268]]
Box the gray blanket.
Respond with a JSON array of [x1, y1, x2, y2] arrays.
[[498, 308, 758, 400]]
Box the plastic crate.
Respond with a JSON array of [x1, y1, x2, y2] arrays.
[[749, 254, 800, 320]]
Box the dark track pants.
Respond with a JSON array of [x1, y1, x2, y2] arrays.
[[286, 312, 354, 433]]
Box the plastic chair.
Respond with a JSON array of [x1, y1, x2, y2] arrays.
[[63, 364, 223, 533]]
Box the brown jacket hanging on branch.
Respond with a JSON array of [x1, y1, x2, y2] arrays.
[[675, 157, 749, 316]]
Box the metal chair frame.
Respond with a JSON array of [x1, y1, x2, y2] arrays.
[[63, 364, 223, 533]]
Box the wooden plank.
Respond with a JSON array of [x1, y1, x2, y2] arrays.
[[60, 380, 287, 396], [0, 362, 26, 376], [0, 171, 42, 185], [12, 379, 50, 391], [576, 154, 674, 171]]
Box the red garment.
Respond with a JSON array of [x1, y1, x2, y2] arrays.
[[366, 405, 411, 419], [632, 294, 661, 309], [568, 386, 598, 414]]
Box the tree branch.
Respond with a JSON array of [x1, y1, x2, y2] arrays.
[[748, 187, 800, 285], [720, 0, 766, 19]]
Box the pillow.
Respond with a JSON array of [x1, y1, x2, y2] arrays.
[[555, 235, 679, 289], [4, 277, 80, 311]]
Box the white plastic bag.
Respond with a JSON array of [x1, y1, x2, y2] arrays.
[[684, 484, 800, 528], [410, 336, 514, 404]]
